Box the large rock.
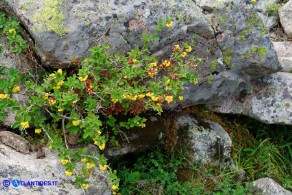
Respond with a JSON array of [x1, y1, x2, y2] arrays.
[[254, 0, 281, 29], [0, 143, 110, 195], [279, 0, 292, 38], [176, 115, 234, 167], [273, 42, 292, 72], [1, 0, 281, 106], [252, 178, 292, 195], [208, 72, 292, 124]]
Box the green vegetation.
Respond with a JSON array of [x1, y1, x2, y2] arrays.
[[0, 13, 27, 54], [114, 110, 291, 194], [0, 15, 200, 192]]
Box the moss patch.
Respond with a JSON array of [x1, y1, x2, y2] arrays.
[[32, 0, 67, 36]]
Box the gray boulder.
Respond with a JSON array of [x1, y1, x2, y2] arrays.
[[0, 143, 110, 195], [208, 72, 292, 124], [254, 0, 281, 29], [279, 0, 292, 38], [1, 0, 281, 106], [175, 115, 234, 167], [252, 177, 292, 195]]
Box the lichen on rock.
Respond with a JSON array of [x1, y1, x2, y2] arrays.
[[32, 0, 67, 36]]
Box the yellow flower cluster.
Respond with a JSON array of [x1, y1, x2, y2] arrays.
[[0, 94, 8, 99], [146, 92, 159, 102], [99, 143, 105, 150], [49, 73, 55, 78], [61, 159, 69, 165], [185, 46, 192, 53], [20, 121, 29, 129], [112, 184, 118, 191], [44, 93, 49, 99], [53, 80, 64, 90], [179, 96, 184, 101], [87, 162, 95, 169], [48, 98, 56, 105], [181, 52, 187, 58], [65, 170, 73, 177], [78, 75, 88, 82], [35, 128, 42, 134], [72, 120, 80, 126], [58, 108, 64, 112], [81, 158, 88, 163], [165, 95, 173, 104], [82, 183, 89, 190], [173, 44, 181, 52], [165, 21, 173, 28], [193, 78, 199, 84], [99, 164, 107, 171], [148, 62, 157, 68], [251, 0, 256, 3], [147, 67, 158, 78], [8, 29, 16, 34], [162, 60, 171, 67], [111, 98, 119, 104], [57, 69, 62, 75], [12, 85, 20, 93], [122, 94, 138, 101]]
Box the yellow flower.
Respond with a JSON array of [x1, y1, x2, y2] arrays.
[[251, 0, 256, 3], [49, 144, 53, 149], [49, 99, 56, 105], [111, 98, 118, 104], [179, 96, 184, 101], [65, 170, 73, 177], [87, 162, 95, 169], [132, 59, 137, 64], [82, 183, 89, 190], [53, 85, 60, 90], [72, 100, 78, 104], [8, 29, 16, 34], [12, 85, 20, 93], [185, 46, 192, 53], [35, 128, 42, 134], [193, 78, 199, 84], [138, 94, 145, 99], [57, 81, 64, 86], [99, 164, 107, 171], [96, 131, 102, 136], [99, 143, 105, 150], [0, 94, 8, 99], [44, 93, 49, 99], [162, 60, 171, 67], [181, 52, 187, 58], [72, 120, 80, 126], [61, 159, 69, 165], [174, 44, 181, 51], [165, 95, 173, 104], [151, 96, 159, 102], [57, 69, 62, 75], [20, 121, 29, 129], [111, 185, 118, 191], [58, 108, 64, 112], [165, 21, 173, 28], [78, 75, 88, 82], [149, 62, 157, 68], [81, 158, 88, 163], [49, 73, 55, 78]]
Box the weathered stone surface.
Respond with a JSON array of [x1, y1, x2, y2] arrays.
[[252, 178, 292, 195], [273, 42, 292, 57], [279, 0, 292, 38], [254, 0, 281, 29], [1, 0, 281, 107], [0, 143, 110, 195], [175, 115, 233, 167], [208, 72, 292, 124], [279, 57, 292, 73], [0, 131, 31, 154]]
